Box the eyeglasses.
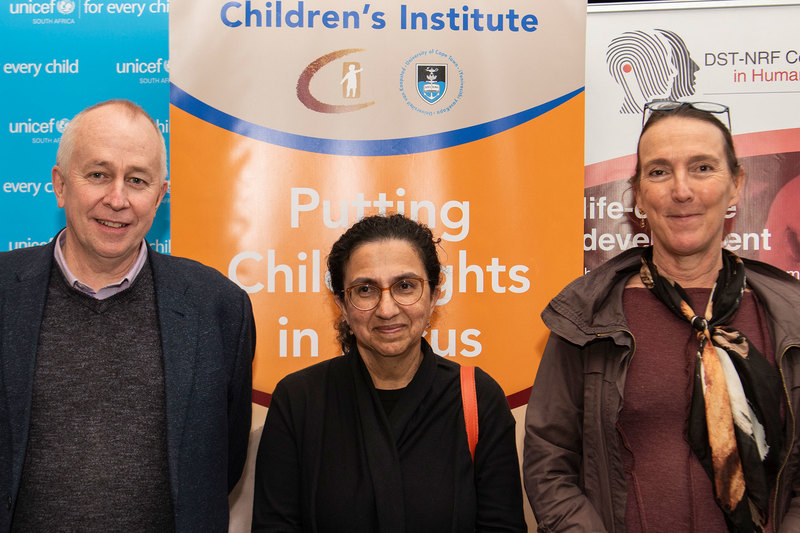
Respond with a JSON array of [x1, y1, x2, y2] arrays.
[[642, 100, 731, 131], [344, 277, 428, 311]]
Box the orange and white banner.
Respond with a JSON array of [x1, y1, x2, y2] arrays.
[[170, 0, 586, 405]]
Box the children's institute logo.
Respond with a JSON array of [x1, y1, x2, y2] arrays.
[[606, 29, 698, 114], [417, 64, 446, 104], [297, 49, 374, 114]]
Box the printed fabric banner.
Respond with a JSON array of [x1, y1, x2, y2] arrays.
[[585, 0, 800, 276], [1, 0, 170, 252], [170, 0, 586, 406]]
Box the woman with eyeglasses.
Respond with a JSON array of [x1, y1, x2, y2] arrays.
[[252, 214, 526, 533], [524, 101, 800, 532]]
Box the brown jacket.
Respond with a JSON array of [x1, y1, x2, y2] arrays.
[[523, 247, 800, 533]]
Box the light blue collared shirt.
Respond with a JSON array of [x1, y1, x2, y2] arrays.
[[53, 229, 148, 300]]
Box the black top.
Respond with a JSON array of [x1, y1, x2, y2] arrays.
[[376, 387, 407, 416], [252, 340, 526, 533]]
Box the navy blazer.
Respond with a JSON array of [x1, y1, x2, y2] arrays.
[[0, 238, 256, 532]]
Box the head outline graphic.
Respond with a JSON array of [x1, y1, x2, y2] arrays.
[[607, 29, 699, 114]]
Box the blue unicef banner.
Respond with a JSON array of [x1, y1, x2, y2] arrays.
[[0, 0, 170, 253]]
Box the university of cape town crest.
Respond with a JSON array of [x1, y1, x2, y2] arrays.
[[416, 64, 447, 104]]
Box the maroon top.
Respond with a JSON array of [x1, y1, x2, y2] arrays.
[[620, 287, 776, 533]]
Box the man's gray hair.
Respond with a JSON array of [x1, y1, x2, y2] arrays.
[[56, 99, 168, 181]]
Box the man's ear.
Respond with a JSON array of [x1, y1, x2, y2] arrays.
[[155, 179, 168, 208], [52, 166, 67, 208]]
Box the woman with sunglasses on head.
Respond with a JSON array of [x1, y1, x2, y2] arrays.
[[252, 214, 526, 533], [524, 101, 800, 532]]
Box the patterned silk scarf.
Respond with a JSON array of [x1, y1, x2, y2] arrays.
[[639, 247, 783, 533]]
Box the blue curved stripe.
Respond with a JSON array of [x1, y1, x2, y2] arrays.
[[170, 83, 584, 156]]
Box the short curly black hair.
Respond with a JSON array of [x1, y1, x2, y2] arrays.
[[327, 214, 441, 353]]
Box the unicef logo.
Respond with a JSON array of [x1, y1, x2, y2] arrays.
[[56, 119, 70, 134], [56, 0, 75, 14]]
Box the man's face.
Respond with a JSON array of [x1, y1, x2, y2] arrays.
[[52, 104, 167, 272]]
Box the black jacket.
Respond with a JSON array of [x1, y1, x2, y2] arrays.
[[0, 237, 255, 532]]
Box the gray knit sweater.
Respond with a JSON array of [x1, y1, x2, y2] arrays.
[[11, 262, 174, 531]]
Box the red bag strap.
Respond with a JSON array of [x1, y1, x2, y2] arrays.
[[460, 365, 479, 461]]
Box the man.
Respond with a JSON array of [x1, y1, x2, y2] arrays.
[[0, 100, 256, 531]]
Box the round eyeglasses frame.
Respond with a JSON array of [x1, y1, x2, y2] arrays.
[[344, 277, 428, 311]]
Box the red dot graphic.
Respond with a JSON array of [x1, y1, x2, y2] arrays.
[[622, 64, 632, 73]]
